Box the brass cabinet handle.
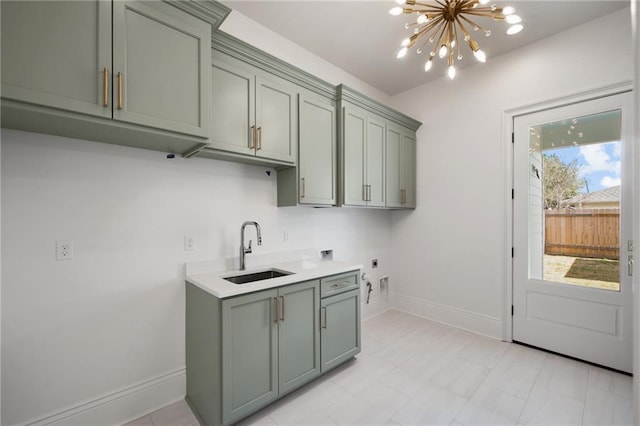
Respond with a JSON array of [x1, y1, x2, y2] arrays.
[[249, 125, 256, 149], [321, 307, 327, 329], [257, 127, 263, 150], [274, 297, 279, 324], [362, 184, 367, 202], [103, 67, 109, 107], [280, 296, 285, 321], [117, 72, 123, 110], [301, 177, 305, 198]]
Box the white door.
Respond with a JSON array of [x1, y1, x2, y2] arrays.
[[513, 91, 633, 372]]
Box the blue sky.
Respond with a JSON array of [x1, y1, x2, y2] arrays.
[[544, 141, 621, 193]]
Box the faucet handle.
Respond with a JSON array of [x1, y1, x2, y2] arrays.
[[245, 239, 252, 254]]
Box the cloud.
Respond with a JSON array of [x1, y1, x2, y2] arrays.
[[600, 176, 621, 188], [579, 142, 621, 176]]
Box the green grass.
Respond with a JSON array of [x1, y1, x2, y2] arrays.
[[543, 255, 620, 291]]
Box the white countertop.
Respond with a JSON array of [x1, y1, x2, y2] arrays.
[[186, 250, 362, 299]]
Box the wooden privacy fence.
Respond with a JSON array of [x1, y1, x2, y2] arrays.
[[545, 208, 619, 260]]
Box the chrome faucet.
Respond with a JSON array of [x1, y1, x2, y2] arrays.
[[240, 221, 262, 270]]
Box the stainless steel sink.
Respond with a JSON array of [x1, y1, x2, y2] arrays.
[[223, 268, 293, 284]]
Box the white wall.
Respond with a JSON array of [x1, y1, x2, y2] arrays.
[[0, 130, 391, 426], [388, 8, 633, 337], [632, 0, 639, 421], [0, 9, 393, 426]]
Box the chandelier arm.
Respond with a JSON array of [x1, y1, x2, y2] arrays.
[[463, 10, 502, 18], [415, 15, 446, 37], [454, 15, 472, 40], [430, 23, 449, 56], [459, 14, 490, 33], [453, 21, 462, 59]]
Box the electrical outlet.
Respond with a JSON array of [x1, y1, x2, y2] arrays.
[[283, 231, 290, 243], [56, 240, 74, 260], [184, 236, 195, 251]]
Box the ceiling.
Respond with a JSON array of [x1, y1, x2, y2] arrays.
[[222, 1, 629, 95]]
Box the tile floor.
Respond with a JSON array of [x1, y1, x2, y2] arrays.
[[125, 309, 634, 426]]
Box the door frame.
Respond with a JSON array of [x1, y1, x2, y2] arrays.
[[501, 81, 633, 343]]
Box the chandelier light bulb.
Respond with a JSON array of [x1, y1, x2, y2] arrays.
[[438, 44, 448, 58], [397, 47, 408, 58], [416, 14, 429, 24], [395, 0, 406, 4], [502, 6, 515, 15], [389, 6, 403, 16], [401, 38, 411, 47], [424, 59, 433, 72], [478, 0, 490, 4], [507, 24, 523, 35], [505, 14, 521, 24], [448, 65, 456, 79], [473, 49, 486, 62]]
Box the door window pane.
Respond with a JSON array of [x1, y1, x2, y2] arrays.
[[528, 109, 622, 291]]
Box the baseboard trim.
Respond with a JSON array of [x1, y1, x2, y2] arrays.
[[390, 293, 502, 339], [361, 297, 392, 319], [19, 368, 186, 426]]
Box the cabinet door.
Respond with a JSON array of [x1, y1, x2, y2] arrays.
[[209, 58, 256, 156], [255, 76, 296, 163], [299, 93, 336, 205], [366, 117, 386, 207], [342, 105, 368, 206], [112, 1, 210, 138], [1, 0, 111, 117], [222, 289, 278, 424], [385, 125, 403, 208], [401, 131, 417, 208], [320, 290, 361, 372], [278, 280, 321, 394]]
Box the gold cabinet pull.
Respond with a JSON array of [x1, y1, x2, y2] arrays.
[[274, 297, 279, 324], [362, 184, 367, 202], [249, 125, 256, 149], [301, 177, 305, 198], [102, 67, 109, 107], [280, 296, 285, 321], [117, 72, 123, 110], [257, 127, 263, 150], [321, 307, 327, 329]]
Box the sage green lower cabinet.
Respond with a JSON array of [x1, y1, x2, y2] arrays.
[[320, 272, 361, 371], [187, 278, 329, 426]]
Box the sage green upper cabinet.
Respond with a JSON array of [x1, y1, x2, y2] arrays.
[[1, 0, 222, 154], [342, 104, 385, 207], [210, 59, 255, 156], [112, 1, 210, 138], [298, 93, 336, 205], [338, 85, 421, 209], [277, 92, 336, 207], [1, 1, 112, 118], [386, 125, 417, 208], [207, 53, 296, 164]]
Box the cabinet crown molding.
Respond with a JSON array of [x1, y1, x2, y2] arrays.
[[163, 0, 231, 31], [338, 84, 422, 132], [212, 31, 337, 100]]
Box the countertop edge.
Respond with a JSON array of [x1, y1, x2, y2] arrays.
[[186, 261, 363, 299]]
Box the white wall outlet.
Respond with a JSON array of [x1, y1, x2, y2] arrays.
[[283, 231, 290, 243], [184, 236, 195, 251], [56, 240, 74, 260]]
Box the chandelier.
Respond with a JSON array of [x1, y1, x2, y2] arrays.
[[389, 0, 523, 79]]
